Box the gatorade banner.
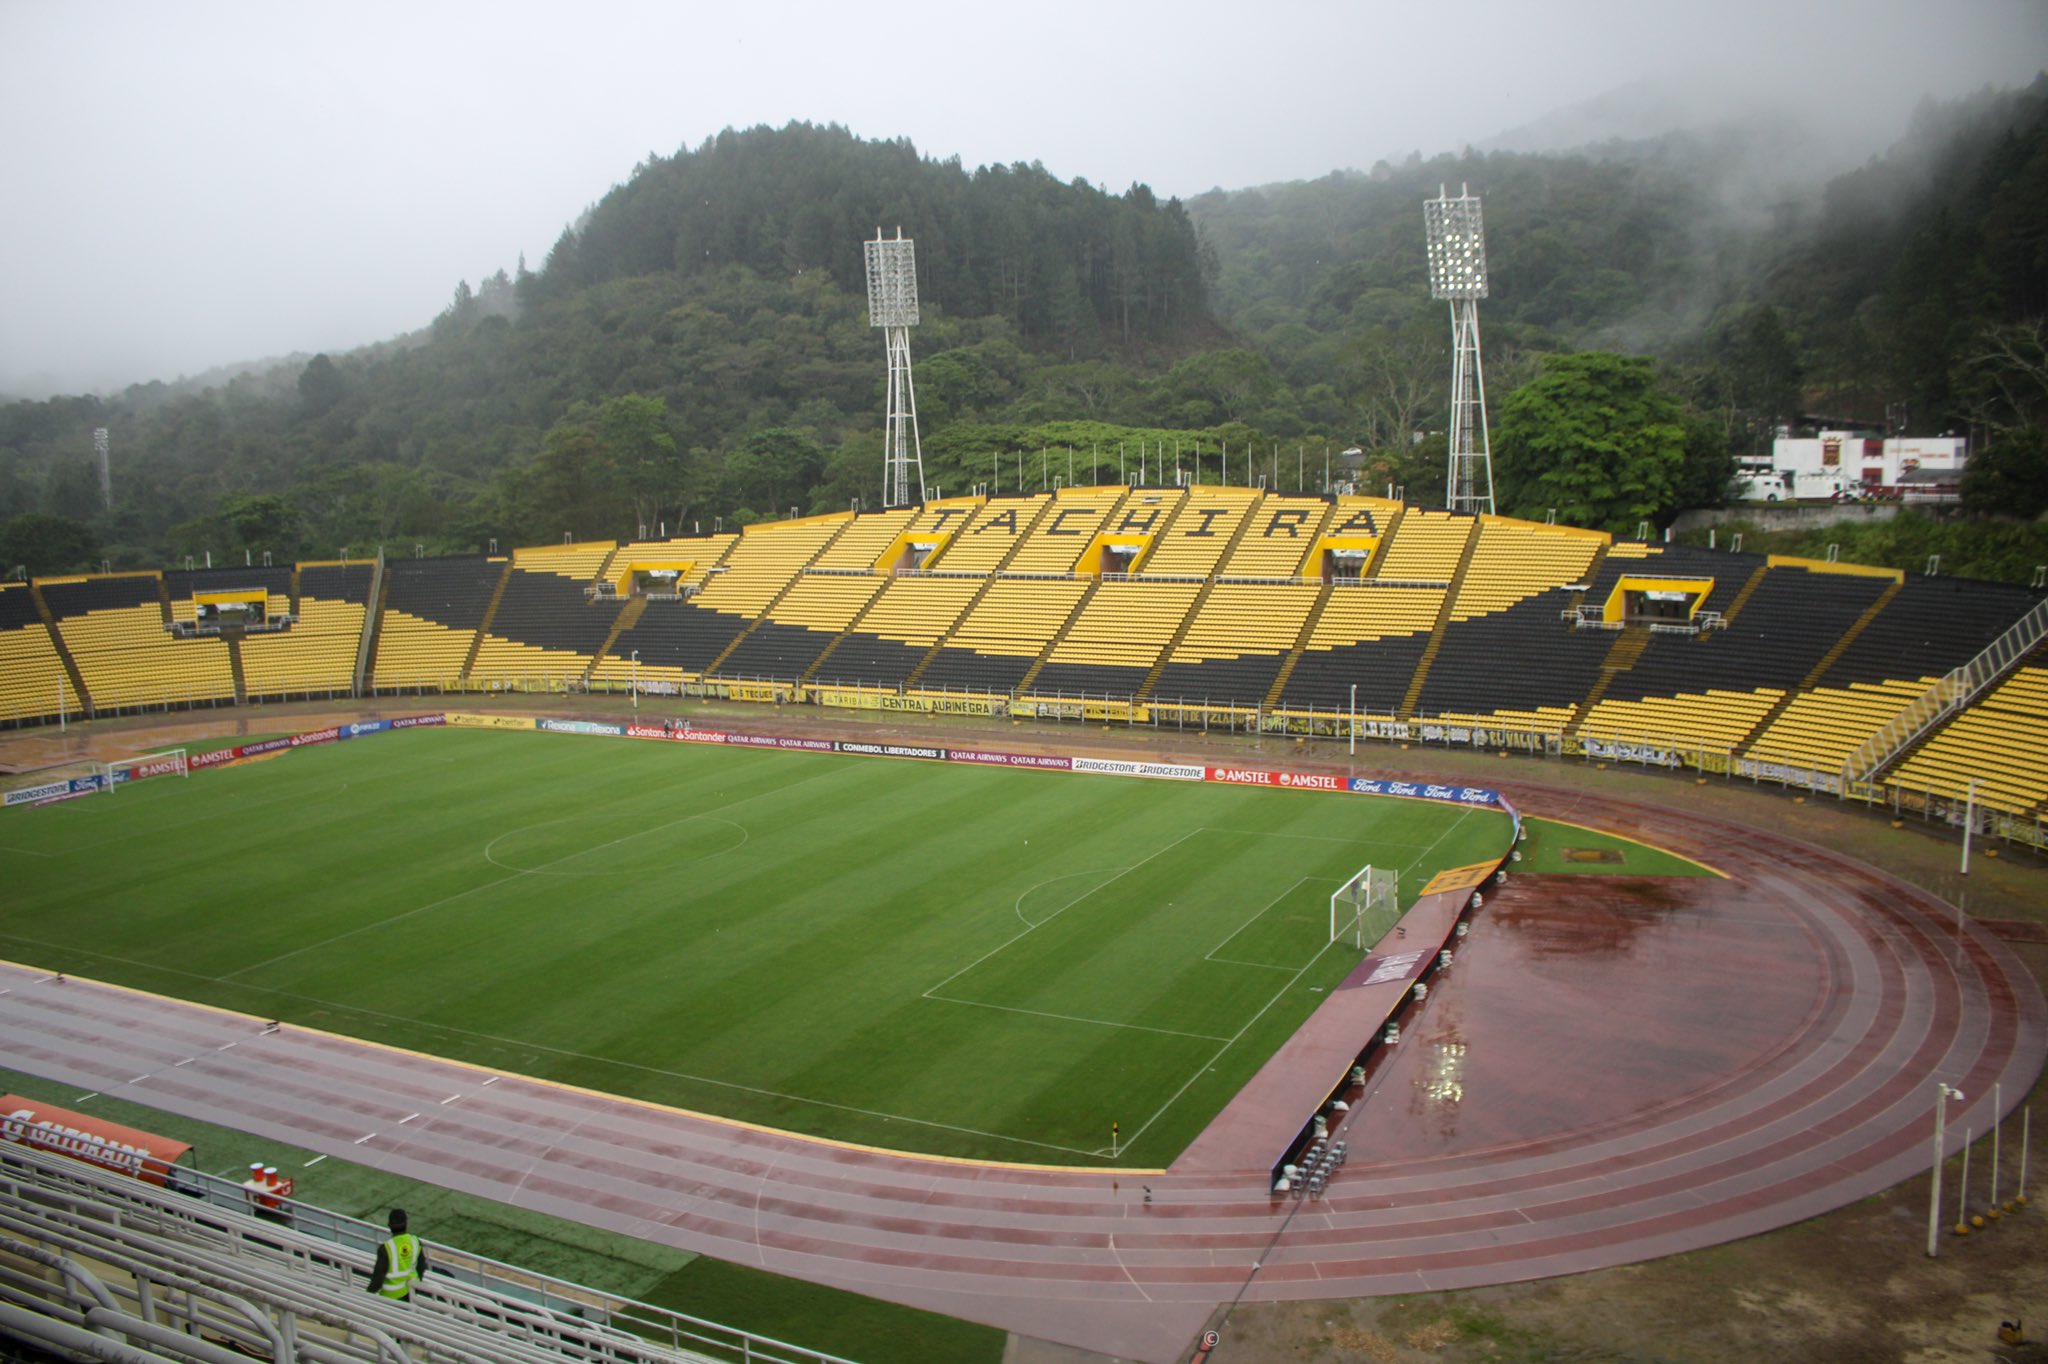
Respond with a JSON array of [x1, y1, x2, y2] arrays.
[[0, 1095, 191, 1186]]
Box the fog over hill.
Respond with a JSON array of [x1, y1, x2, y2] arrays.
[[2, 0, 2043, 399]]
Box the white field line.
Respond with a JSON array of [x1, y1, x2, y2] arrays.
[[1106, 804, 1486, 1153], [1204, 875, 1339, 970], [920, 828, 1203, 1000]]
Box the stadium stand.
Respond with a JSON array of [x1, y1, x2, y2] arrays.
[[1139, 487, 1258, 578], [925, 495, 1043, 573], [809, 506, 916, 571], [1417, 588, 1612, 723], [1029, 579, 1204, 697], [1217, 495, 1330, 577], [918, 578, 1089, 691], [240, 562, 374, 699], [1001, 486, 1126, 574], [691, 515, 849, 620], [511, 539, 616, 581], [1373, 508, 1472, 581], [1450, 520, 1605, 620], [1151, 581, 1321, 707], [471, 546, 627, 687], [372, 556, 505, 691], [6, 492, 2046, 846], [44, 573, 235, 713], [0, 581, 81, 724], [1889, 654, 2048, 815], [1744, 678, 1936, 775], [716, 573, 887, 680], [0, 1135, 837, 1364], [808, 576, 983, 688]]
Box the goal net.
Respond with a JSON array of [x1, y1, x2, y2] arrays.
[[1329, 863, 1399, 949], [98, 749, 189, 792]]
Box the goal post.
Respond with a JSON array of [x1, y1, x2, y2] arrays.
[[99, 749, 190, 792], [1330, 863, 1399, 950]]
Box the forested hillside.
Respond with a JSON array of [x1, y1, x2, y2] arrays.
[[1, 84, 2043, 580]]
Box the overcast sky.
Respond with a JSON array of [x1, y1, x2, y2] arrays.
[[2, 0, 2044, 398]]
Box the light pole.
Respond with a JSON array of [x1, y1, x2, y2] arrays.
[[1349, 683, 1358, 757], [1928, 1082, 1965, 1256], [630, 651, 639, 709]]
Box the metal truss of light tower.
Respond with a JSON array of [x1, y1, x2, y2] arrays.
[[864, 228, 925, 508], [1424, 184, 1495, 517]]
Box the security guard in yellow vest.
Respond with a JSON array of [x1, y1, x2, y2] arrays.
[[367, 1208, 427, 1301]]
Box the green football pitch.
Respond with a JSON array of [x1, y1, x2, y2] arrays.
[[0, 729, 1511, 1165]]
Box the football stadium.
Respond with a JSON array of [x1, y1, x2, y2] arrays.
[[2, 490, 2045, 1364]]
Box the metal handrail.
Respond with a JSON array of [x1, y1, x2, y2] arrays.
[[1840, 595, 2048, 782]]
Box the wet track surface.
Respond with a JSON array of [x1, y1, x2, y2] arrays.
[[2, 770, 2040, 1363]]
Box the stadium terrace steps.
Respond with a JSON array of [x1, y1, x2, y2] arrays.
[[917, 577, 1090, 693], [1743, 677, 1935, 774], [511, 539, 616, 581], [1449, 519, 1606, 621], [1397, 519, 1482, 717], [808, 506, 916, 571], [1259, 583, 1336, 711], [1218, 495, 1335, 577], [691, 514, 852, 621], [924, 494, 1051, 574], [1002, 486, 1132, 574], [1027, 578, 1205, 698], [1562, 626, 1652, 737], [1580, 686, 1786, 752], [1149, 581, 1321, 708], [371, 556, 505, 691], [715, 575, 887, 681], [1887, 656, 2048, 814], [0, 582, 83, 724], [1278, 582, 1445, 713], [471, 564, 625, 686], [1821, 575, 2044, 688], [1374, 507, 1471, 582], [815, 576, 984, 690], [1416, 589, 1612, 721], [461, 560, 517, 678], [1138, 487, 1258, 578], [42, 573, 235, 714]]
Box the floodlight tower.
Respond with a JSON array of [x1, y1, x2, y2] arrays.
[[864, 227, 925, 507], [1424, 184, 1494, 516]]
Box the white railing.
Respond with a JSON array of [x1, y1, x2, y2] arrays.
[[1841, 596, 2048, 782], [0, 1141, 857, 1364]]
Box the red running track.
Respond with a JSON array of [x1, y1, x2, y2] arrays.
[[1, 779, 2040, 1364]]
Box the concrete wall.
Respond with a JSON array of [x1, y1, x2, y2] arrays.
[[1670, 503, 1903, 535]]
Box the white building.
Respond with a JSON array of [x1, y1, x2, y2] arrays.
[[1736, 432, 1967, 502]]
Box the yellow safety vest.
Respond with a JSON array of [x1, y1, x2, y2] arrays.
[[379, 1233, 421, 1300]]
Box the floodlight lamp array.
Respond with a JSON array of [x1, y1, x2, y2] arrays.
[[864, 229, 921, 329], [1424, 185, 1488, 300]]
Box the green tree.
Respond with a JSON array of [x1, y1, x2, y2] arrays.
[[0, 513, 98, 577], [722, 428, 825, 516], [1493, 352, 1687, 532], [598, 394, 685, 535]]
